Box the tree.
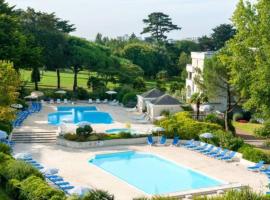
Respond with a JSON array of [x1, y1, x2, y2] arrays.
[[31, 66, 41, 91], [141, 12, 181, 43], [211, 24, 236, 50], [178, 52, 191, 80], [190, 92, 208, 120], [225, 0, 270, 119], [0, 61, 20, 121], [198, 35, 215, 51], [133, 77, 146, 92], [203, 53, 240, 132]]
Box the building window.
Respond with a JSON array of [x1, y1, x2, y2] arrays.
[[188, 72, 192, 80]]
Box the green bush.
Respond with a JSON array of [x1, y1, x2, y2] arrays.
[[0, 121, 13, 134], [133, 77, 146, 92], [116, 85, 134, 102], [6, 178, 21, 199], [76, 125, 93, 137], [159, 112, 222, 139], [250, 118, 259, 124], [134, 197, 178, 200], [194, 188, 270, 200], [119, 132, 132, 138], [20, 176, 66, 200], [0, 143, 12, 155], [255, 121, 270, 138], [160, 110, 170, 117], [81, 189, 114, 200], [3, 160, 43, 181], [0, 152, 12, 163], [64, 133, 78, 141], [76, 87, 89, 100], [239, 145, 270, 163], [233, 112, 243, 121], [204, 114, 225, 127], [122, 92, 137, 107]]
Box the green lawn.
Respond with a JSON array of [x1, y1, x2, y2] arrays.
[[20, 69, 89, 91], [0, 188, 11, 200], [233, 121, 263, 135]]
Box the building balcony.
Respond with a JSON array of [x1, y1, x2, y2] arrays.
[[186, 64, 194, 73]]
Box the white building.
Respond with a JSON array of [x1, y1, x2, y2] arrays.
[[147, 94, 182, 121], [186, 52, 227, 111], [136, 89, 165, 113]]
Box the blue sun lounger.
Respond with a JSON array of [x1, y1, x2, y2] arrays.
[[219, 151, 237, 161], [212, 149, 229, 158], [49, 177, 64, 182], [193, 143, 208, 151], [185, 141, 199, 149], [54, 181, 70, 186], [147, 135, 154, 145], [159, 135, 167, 145], [248, 161, 265, 171], [199, 145, 214, 153], [260, 166, 270, 173], [59, 185, 74, 190], [205, 147, 221, 156], [183, 140, 194, 147], [171, 136, 180, 146]]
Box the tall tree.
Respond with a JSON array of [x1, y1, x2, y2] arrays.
[[0, 61, 20, 121], [198, 35, 215, 51], [141, 12, 181, 43], [211, 24, 236, 50]]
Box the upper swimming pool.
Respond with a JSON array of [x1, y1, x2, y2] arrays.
[[89, 151, 223, 195], [48, 106, 113, 125]]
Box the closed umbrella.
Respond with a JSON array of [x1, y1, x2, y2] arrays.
[[200, 133, 214, 139], [77, 121, 91, 128], [68, 186, 91, 196], [11, 104, 23, 109], [31, 91, 44, 97], [0, 130, 7, 140]]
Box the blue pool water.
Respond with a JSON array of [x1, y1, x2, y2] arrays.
[[105, 128, 136, 134], [48, 106, 113, 125], [90, 151, 223, 195]]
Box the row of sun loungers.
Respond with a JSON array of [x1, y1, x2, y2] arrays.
[[89, 99, 119, 106], [13, 102, 42, 127], [147, 136, 237, 162], [19, 156, 76, 193]]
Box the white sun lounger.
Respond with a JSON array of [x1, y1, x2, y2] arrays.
[[96, 99, 101, 104], [50, 99, 54, 104], [56, 99, 61, 104], [64, 99, 68, 104], [88, 99, 93, 104]]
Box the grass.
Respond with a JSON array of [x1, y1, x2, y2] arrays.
[[20, 69, 171, 92], [0, 188, 11, 200], [233, 121, 263, 135]]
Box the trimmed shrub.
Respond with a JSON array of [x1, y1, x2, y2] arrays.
[[64, 133, 78, 141], [118, 132, 132, 139], [160, 110, 170, 117], [255, 121, 270, 138], [20, 176, 65, 200], [77, 87, 89, 100], [204, 114, 224, 127], [3, 160, 43, 181], [122, 92, 137, 107], [0, 143, 12, 155], [159, 112, 222, 139], [239, 145, 270, 163], [0, 120, 13, 134], [233, 112, 243, 121], [76, 125, 93, 137], [0, 152, 12, 163], [116, 85, 134, 102]]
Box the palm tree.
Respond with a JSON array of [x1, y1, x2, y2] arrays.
[[190, 92, 208, 120]]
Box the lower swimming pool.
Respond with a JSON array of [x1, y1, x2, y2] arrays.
[[89, 151, 223, 195]]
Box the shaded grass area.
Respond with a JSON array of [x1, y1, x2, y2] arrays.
[[233, 121, 263, 135], [0, 188, 11, 200]]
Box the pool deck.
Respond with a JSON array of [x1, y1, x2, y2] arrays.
[[12, 102, 269, 199], [13, 102, 154, 134], [13, 143, 268, 200]]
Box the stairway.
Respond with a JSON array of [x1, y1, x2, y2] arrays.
[[11, 132, 57, 143]]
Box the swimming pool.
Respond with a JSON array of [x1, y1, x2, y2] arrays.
[[48, 106, 113, 125], [105, 128, 137, 134], [90, 151, 223, 195]]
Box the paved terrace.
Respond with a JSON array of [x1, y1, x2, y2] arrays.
[[14, 143, 268, 200]]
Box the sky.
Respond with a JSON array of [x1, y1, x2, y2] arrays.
[[7, 0, 240, 40]]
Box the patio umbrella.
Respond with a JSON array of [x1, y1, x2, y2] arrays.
[[10, 104, 23, 109], [31, 91, 44, 97], [0, 130, 7, 140], [14, 153, 32, 160], [106, 90, 117, 100], [24, 95, 38, 99], [55, 90, 66, 94], [200, 133, 214, 139], [68, 186, 91, 197], [40, 168, 59, 175], [77, 121, 91, 128], [151, 126, 165, 132], [154, 116, 166, 121]]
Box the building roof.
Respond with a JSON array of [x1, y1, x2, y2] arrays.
[[151, 94, 180, 105], [141, 88, 165, 98]]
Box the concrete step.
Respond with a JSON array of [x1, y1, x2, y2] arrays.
[[11, 131, 57, 144]]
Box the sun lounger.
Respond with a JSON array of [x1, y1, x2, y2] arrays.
[[248, 161, 265, 171], [96, 99, 101, 104], [193, 143, 208, 151], [88, 99, 93, 104], [211, 149, 229, 158], [56, 99, 61, 104], [50, 99, 54, 104], [126, 107, 137, 112], [147, 135, 154, 145], [199, 145, 214, 153], [205, 147, 221, 156], [159, 135, 167, 145], [171, 136, 180, 146], [54, 181, 70, 186], [183, 140, 195, 147], [49, 177, 64, 182], [102, 99, 108, 103], [186, 141, 200, 149], [219, 151, 237, 161], [64, 99, 68, 104], [260, 166, 270, 173], [59, 185, 74, 190], [132, 114, 146, 120]]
